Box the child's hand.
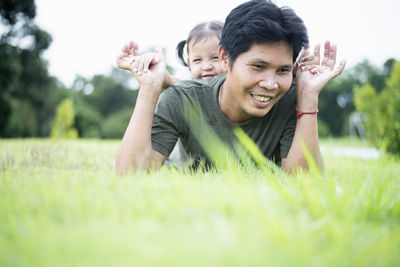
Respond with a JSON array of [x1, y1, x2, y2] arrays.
[[116, 43, 179, 89], [129, 48, 168, 89], [130, 48, 179, 89], [131, 52, 160, 76], [293, 48, 317, 76], [116, 41, 139, 70]]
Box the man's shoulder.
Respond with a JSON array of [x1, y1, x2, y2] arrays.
[[161, 74, 225, 99], [173, 74, 224, 90]]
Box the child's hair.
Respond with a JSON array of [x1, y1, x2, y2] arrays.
[[176, 20, 224, 67]]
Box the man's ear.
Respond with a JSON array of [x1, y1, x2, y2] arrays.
[[218, 46, 230, 72]]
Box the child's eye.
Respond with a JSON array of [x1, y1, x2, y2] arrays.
[[212, 56, 219, 60], [192, 59, 201, 63]]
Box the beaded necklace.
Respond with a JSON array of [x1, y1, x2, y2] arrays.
[[218, 83, 223, 106]]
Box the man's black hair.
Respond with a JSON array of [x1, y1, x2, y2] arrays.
[[219, 0, 309, 67]]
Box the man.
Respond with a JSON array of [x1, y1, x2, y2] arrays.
[[115, 0, 346, 175]]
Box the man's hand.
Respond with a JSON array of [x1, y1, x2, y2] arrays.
[[129, 49, 169, 89], [296, 41, 346, 110]]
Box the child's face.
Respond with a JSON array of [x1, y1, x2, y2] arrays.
[[187, 36, 224, 79]]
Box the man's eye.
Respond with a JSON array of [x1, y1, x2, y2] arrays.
[[251, 64, 264, 70], [278, 68, 291, 73]]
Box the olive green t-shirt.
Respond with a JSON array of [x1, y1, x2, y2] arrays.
[[151, 73, 297, 167]]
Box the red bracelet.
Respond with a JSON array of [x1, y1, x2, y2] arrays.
[[296, 107, 319, 119]]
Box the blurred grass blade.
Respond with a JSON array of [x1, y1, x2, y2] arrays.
[[182, 102, 241, 172], [233, 127, 281, 175], [299, 139, 320, 178]]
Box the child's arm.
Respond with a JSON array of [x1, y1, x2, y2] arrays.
[[116, 41, 180, 89]]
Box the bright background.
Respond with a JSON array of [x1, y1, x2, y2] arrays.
[[35, 0, 400, 87]]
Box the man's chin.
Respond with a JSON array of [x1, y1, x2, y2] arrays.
[[247, 106, 272, 118]]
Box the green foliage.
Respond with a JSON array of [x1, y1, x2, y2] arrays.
[[0, 0, 36, 25], [4, 97, 37, 137], [0, 93, 12, 132], [70, 70, 137, 139], [74, 99, 102, 138], [355, 60, 400, 154], [85, 73, 137, 118], [319, 59, 393, 136], [0, 139, 399, 266], [101, 107, 132, 139], [0, 0, 58, 137], [51, 98, 78, 139], [354, 83, 377, 142], [317, 119, 330, 138], [0, 43, 22, 89]]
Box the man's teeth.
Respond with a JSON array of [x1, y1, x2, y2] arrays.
[[252, 94, 271, 102]]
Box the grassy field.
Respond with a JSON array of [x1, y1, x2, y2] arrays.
[[1, 138, 399, 267]]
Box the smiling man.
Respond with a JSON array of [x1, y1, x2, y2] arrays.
[[115, 0, 346, 174], [218, 41, 294, 123]]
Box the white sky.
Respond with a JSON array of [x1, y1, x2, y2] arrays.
[[34, 0, 400, 87]]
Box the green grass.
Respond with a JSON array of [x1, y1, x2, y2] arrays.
[[1, 138, 399, 267]]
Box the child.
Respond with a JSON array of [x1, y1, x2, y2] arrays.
[[176, 20, 224, 80], [117, 20, 225, 84], [117, 20, 226, 167]]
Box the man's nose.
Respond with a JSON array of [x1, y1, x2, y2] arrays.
[[258, 72, 278, 90]]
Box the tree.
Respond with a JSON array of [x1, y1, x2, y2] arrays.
[[354, 60, 400, 154], [51, 98, 78, 139], [0, 0, 57, 137], [318, 59, 393, 136], [0, 0, 35, 25], [84, 71, 138, 118], [68, 68, 138, 139]]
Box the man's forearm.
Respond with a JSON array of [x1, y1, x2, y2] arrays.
[[283, 109, 324, 172], [115, 85, 161, 175]]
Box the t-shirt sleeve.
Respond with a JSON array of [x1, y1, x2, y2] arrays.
[[151, 88, 184, 157], [279, 99, 297, 159]]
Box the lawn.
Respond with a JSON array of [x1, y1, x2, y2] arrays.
[[0, 138, 399, 267]]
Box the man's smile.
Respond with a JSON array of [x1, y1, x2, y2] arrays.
[[251, 94, 271, 102]]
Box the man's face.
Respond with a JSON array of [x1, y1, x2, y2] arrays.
[[219, 41, 294, 122]]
